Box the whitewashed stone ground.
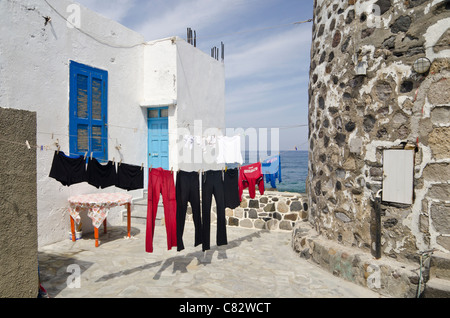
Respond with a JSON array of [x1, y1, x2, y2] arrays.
[[38, 221, 381, 298]]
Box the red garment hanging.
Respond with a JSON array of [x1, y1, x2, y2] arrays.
[[238, 162, 265, 200]]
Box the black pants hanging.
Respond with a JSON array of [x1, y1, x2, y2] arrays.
[[201, 170, 227, 251], [176, 170, 202, 251]]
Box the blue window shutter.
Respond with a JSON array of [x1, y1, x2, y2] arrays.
[[69, 61, 108, 161]]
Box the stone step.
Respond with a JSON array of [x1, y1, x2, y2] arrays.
[[422, 251, 450, 298], [423, 277, 450, 298], [430, 251, 450, 281]]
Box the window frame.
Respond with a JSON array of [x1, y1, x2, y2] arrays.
[[69, 60, 108, 161], [148, 107, 169, 119]]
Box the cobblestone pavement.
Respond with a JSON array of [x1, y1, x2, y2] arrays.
[[38, 222, 381, 298]]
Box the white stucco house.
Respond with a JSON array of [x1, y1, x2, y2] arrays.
[[0, 0, 225, 246]]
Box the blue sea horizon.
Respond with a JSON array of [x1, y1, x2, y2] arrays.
[[234, 150, 308, 194]]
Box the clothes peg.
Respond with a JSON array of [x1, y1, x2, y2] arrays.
[[84, 152, 88, 159], [25, 140, 31, 150], [119, 159, 122, 166], [170, 167, 173, 174], [150, 165, 152, 171], [141, 163, 144, 170], [57, 146, 60, 154], [90, 152, 93, 160]]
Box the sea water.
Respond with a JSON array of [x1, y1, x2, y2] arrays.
[[240, 150, 308, 193]]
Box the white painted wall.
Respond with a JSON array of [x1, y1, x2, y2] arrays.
[[0, 0, 146, 246], [142, 37, 226, 172], [176, 39, 226, 172], [142, 38, 178, 175], [142, 38, 177, 106], [0, 0, 226, 246]]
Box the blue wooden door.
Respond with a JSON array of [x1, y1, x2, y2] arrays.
[[148, 108, 169, 170]]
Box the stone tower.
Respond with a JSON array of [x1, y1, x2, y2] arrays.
[[305, 0, 450, 262]]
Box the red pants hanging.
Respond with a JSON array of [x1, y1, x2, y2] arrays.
[[239, 162, 265, 200], [146, 168, 177, 253]]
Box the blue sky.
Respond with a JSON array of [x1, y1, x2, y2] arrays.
[[76, 0, 313, 151]]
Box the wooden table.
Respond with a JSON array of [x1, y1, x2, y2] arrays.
[[68, 193, 132, 247]]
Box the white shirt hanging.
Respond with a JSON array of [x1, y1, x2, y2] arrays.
[[216, 135, 243, 164]]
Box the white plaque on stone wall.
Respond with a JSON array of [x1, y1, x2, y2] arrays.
[[382, 149, 414, 205]]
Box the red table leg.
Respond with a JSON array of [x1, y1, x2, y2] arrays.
[[70, 215, 76, 242], [94, 227, 99, 247], [127, 202, 131, 238]]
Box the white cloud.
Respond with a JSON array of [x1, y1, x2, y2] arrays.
[[225, 25, 312, 80], [75, 0, 136, 23], [134, 0, 253, 41]]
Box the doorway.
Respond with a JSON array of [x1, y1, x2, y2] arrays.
[[148, 107, 169, 170]]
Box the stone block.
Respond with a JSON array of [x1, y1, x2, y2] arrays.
[[279, 220, 293, 231], [437, 236, 450, 252], [234, 208, 244, 218], [390, 15, 411, 33], [428, 127, 450, 160], [431, 106, 450, 125], [266, 219, 278, 230], [248, 209, 258, 219], [374, 81, 393, 101], [254, 219, 266, 229], [264, 203, 275, 212], [335, 211, 352, 223], [284, 213, 298, 221], [277, 201, 289, 213], [228, 217, 239, 227], [248, 199, 259, 208], [430, 203, 450, 234], [240, 219, 253, 229], [290, 201, 302, 212], [342, 156, 357, 170], [428, 184, 450, 201], [423, 163, 450, 182], [428, 79, 450, 105]]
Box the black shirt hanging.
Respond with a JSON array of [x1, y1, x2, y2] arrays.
[[224, 168, 240, 209], [116, 162, 144, 191], [87, 157, 117, 189], [49, 151, 87, 186]]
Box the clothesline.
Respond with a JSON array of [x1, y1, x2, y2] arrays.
[[1, 130, 286, 178], [0, 135, 286, 162]]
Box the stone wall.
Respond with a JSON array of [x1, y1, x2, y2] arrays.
[[0, 107, 39, 297], [187, 190, 309, 232], [303, 0, 450, 263], [227, 191, 308, 231]]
